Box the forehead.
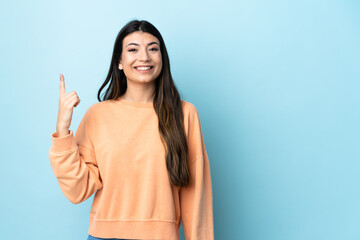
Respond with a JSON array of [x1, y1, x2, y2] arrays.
[[123, 31, 159, 46]]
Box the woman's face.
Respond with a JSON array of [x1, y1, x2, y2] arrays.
[[119, 31, 162, 85]]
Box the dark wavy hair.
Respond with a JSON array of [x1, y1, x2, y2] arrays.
[[97, 19, 190, 187]]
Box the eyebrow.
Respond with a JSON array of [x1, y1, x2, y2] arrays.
[[126, 42, 160, 48]]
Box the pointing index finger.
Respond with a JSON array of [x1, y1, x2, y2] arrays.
[[59, 73, 65, 95]]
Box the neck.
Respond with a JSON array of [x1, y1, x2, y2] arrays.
[[121, 79, 155, 103]]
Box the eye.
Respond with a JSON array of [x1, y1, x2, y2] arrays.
[[150, 48, 159, 51], [128, 49, 137, 52]]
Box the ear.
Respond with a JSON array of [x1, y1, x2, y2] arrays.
[[118, 59, 123, 70]]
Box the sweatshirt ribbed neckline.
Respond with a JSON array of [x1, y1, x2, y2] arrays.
[[115, 97, 154, 108]]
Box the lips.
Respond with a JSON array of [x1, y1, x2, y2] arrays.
[[133, 65, 154, 74]]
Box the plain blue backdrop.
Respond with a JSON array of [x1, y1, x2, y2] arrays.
[[0, 0, 359, 239]]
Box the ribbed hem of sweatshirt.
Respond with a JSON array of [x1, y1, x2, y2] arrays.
[[88, 216, 180, 240], [50, 130, 77, 152]]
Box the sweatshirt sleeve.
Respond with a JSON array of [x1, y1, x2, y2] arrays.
[[180, 104, 214, 240], [48, 107, 103, 204]]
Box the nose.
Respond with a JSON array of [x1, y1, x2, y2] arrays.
[[139, 48, 150, 61]]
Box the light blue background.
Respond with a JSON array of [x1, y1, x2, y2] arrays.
[[0, 0, 359, 239]]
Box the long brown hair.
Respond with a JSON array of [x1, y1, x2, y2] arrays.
[[97, 19, 190, 187]]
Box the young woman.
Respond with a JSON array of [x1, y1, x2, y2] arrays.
[[49, 19, 214, 240]]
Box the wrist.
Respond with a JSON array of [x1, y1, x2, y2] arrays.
[[56, 126, 70, 136]]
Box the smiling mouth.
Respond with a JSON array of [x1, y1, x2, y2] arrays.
[[134, 66, 154, 70], [133, 66, 154, 73]]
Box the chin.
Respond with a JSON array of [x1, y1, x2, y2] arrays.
[[135, 78, 157, 83]]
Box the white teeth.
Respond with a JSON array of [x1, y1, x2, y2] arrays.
[[136, 66, 151, 70]]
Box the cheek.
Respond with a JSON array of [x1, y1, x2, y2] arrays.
[[156, 55, 162, 67], [122, 54, 135, 67]]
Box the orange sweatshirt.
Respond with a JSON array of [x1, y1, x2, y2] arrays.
[[48, 98, 214, 240]]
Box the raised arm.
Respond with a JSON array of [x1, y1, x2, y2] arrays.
[[48, 73, 102, 204]]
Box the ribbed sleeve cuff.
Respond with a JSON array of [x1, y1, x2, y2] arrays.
[[50, 130, 78, 152]]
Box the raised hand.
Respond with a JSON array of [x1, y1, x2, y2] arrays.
[[56, 73, 81, 137]]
